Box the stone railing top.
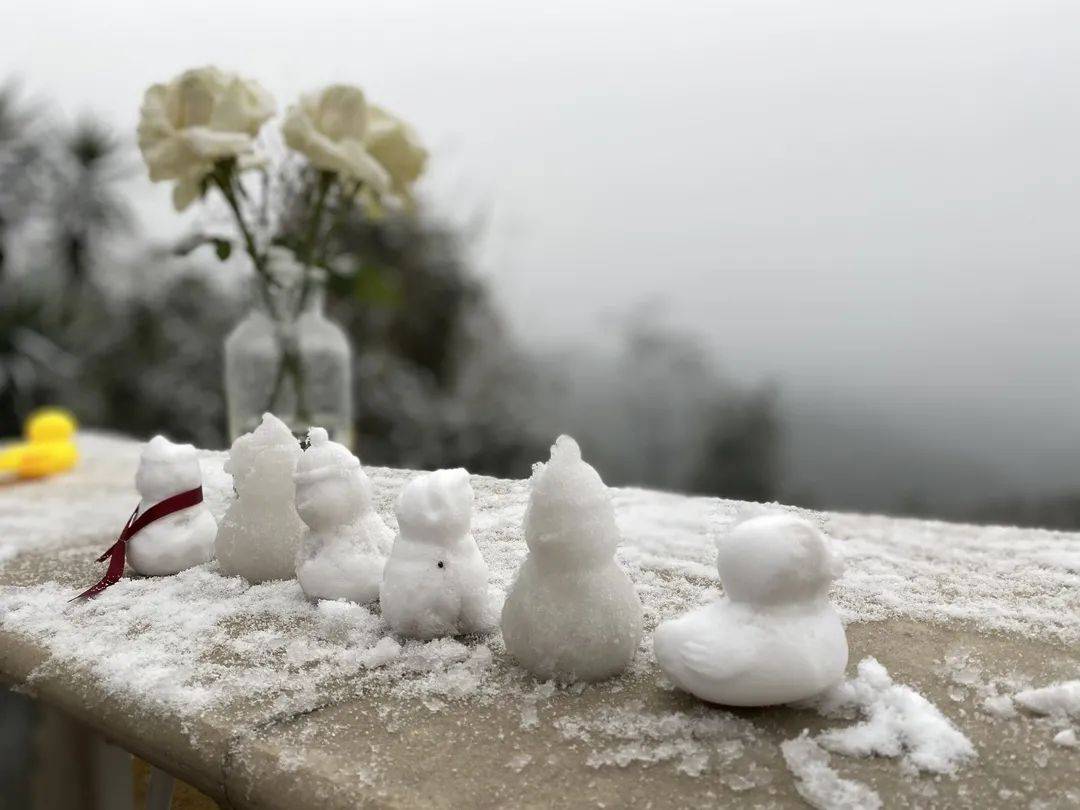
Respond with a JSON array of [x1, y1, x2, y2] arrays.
[[0, 432, 1077, 808]]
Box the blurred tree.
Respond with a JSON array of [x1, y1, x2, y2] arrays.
[[532, 321, 781, 500], [689, 387, 780, 502], [71, 273, 239, 448], [0, 84, 782, 502], [275, 167, 548, 476], [969, 493, 1080, 531], [0, 287, 74, 437], [0, 82, 47, 278], [47, 117, 132, 305], [0, 84, 74, 434]]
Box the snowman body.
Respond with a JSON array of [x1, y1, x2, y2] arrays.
[[294, 428, 392, 603], [501, 435, 643, 682], [295, 514, 393, 604], [502, 554, 642, 683], [380, 469, 497, 639], [653, 514, 848, 706], [216, 414, 305, 583], [126, 435, 216, 576]]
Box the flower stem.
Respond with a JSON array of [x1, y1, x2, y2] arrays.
[[211, 170, 275, 311], [314, 179, 362, 270], [296, 171, 334, 313], [211, 165, 313, 426]]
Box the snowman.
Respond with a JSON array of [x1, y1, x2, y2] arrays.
[[380, 468, 499, 639], [126, 435, 217, 576], [293, 428, 393, 603], [501, 435, 643, 682], [653, 514, 848, 706], [216, 413, 305, 583]]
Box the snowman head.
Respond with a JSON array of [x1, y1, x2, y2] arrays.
[[293, 428, 369, 531], [136, 435, 203, 502], [716, 514, 841, 605], [225, 413, 300, 491], [395, 468, 473, 545], [523, 435, 619, 567]]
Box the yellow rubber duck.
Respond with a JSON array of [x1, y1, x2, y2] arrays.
[[0, 408, 79, 478]]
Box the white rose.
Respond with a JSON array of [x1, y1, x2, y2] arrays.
[[365, 105, 427, 203], [138, 67, 275, 211], [281, 85, 390, 192]]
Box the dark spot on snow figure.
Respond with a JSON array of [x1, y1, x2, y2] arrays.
[[437, 561, 445, 568]]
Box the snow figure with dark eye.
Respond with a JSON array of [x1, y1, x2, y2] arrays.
[[293, 428, 392, 603], [379, 468, 498, 639], [501, 435, 643, 682]]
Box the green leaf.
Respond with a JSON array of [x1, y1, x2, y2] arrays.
[[353, 264, 401, 307]]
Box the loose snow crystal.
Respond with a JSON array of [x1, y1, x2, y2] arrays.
[[654, 514, 848, 706], [781, 732, 882, 810], [501, 435, 643, 682], [1014, 681, 1080, 719], [293, 428, 393, 603], [980, 694, 1018, 719], [380, 468, 499, 639], [216, 414, 305, 583], [126, 435, 216, 576], [1053, 729, 1078, 748], [809, 657, 976, 774]]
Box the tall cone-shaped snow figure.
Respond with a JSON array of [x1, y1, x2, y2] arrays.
[[293, 428, 393, 603], [380, 468, 499, 639], [653, 514, 848, 706], [502, 435, 643, 682], [127, 436, 217, 576], [216, 413, 305, 583]]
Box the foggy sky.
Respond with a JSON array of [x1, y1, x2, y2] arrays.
[[4, 0, 1080, 495]]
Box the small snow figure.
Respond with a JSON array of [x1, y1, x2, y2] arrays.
[[380, 468, 498, 639], [216, 413, 305, 583], [653, 514, 848, 707], [126, 436, 217, 576], [293, 427, 392, 603], [501, 435, 643, 682]]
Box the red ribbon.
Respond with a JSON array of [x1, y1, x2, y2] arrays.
[[72, 486, 204, 601]]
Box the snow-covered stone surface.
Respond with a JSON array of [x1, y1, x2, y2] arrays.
[[0, 432, 1078, 808]]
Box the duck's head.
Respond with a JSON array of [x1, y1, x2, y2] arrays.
[[716, 514, 842, 606]]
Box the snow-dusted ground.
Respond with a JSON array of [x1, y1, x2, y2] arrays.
[[0, 432, 1077, 808]]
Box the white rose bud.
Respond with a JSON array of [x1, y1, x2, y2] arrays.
[[138, 67, 275, 211], [281, 85, 390, 192]]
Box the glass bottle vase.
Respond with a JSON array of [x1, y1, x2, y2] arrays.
[[224, 278, 353, 446]]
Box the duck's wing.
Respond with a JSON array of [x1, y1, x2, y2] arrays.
[[677, 622, 766, 683]]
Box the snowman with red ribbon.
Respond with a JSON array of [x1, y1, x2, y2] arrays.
[[75, 436, 217, 599]]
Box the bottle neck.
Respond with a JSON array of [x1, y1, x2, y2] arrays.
[[251, 276, 324, 322], [301, 282, 325, 316]]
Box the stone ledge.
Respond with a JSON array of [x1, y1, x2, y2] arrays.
[[1, 432, 1078, 808]]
